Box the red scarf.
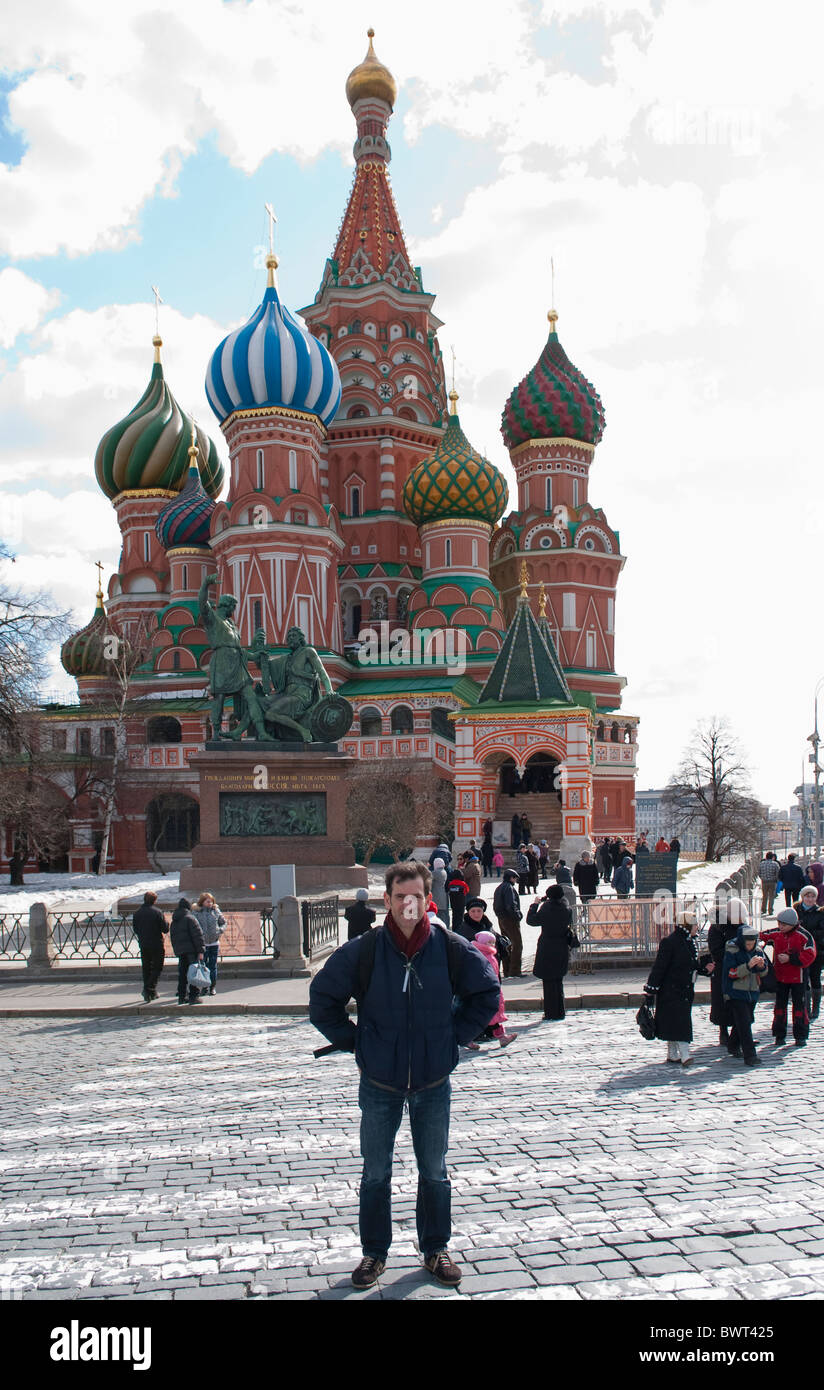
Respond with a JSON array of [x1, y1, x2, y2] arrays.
[[384, 911, 431, 960]]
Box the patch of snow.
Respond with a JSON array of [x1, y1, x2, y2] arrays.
[[0, 872, 180, 915]]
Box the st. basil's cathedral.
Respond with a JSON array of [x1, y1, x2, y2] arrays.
[[39, 31, 639, 876]]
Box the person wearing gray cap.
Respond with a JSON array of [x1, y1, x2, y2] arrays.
[[760, 907, 817, 1047], [345, 888, 376, 941]]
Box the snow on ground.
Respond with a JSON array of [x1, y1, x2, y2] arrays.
[[674, 856, 746, 896], [0, 872, 181, 915]]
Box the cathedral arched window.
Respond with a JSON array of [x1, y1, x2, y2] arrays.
[[351, 487, 361, 517], [610, 722, 620, 744], [359, 707, 382, 737], [396, 589, 411, 625], [256, 449, 265, 489], [546, 476, 552, 511], [147, 716, 182, 745], [350, 319, 362, 335], [391, 705, 414, 734], [288, 449, 298, 490], [348, 405, 368, 420], [444, 538, 452, 567]]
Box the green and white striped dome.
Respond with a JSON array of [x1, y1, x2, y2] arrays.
[[95, 338, 223, 500]]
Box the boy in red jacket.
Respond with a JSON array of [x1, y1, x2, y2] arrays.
[[761, 907, 817, 1048]]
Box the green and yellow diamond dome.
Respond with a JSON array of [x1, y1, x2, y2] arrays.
[[403, 394, 508, 527]]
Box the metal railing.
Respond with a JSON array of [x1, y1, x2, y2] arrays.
[[566, 888, 766, 965], [50, 912, 140, 961], [0, 908, 288, 964], [301, 896, 340, 961], [0, 914, 27, 960], [260, 910, 280, 959]]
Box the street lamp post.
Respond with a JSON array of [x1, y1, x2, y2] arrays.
[[808, 681, 824, 861]]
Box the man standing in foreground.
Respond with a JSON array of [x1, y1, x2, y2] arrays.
[[309, 861, 499, 1290]]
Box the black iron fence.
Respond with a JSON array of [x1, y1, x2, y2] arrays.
[[0, 914, 27, 961], [50, 912, 140, 961], [260, 910, 280, 958], [301, 896, 340, 961]]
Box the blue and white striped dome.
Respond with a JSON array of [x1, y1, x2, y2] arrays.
[[205, 278, 341, 428]]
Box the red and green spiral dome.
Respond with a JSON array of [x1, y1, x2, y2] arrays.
[[501, 313, 606, 450]]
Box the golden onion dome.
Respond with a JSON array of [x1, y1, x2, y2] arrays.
[[345, 29, 397, 110]]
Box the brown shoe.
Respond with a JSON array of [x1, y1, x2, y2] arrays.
[[424, 1250, 462, 1287], [351, 1256, 385, 1288]]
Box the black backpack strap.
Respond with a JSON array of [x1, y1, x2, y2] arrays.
[[431, 920, 465, 993], [355, 927, 379, 1007]]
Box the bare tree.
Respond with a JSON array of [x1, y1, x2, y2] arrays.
[[663, 717, 768, 861], [345, 761, 455, 865], [346, 763, 417, 865], [0, 542, 70, 741], [94, 622, 151, 876]]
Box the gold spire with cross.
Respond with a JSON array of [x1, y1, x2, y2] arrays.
[[264, 202, 279, 287], [447, 344, 459, 415], [95, 560, 105, 608], [548, 255, 558, 332], [188, 418, 199, 468], [151, 285, 164, 360], [519, 559, 529, 601], [538, 582, 547, 618]]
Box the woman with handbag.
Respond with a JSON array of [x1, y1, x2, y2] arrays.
[[193, 891, 227, 995], [527, 883, 579, 1021], [170, 898, 206, 1005], [644, 909, 712, 1066]]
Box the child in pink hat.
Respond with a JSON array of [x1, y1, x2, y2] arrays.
[[470, 931, 516, 1048]]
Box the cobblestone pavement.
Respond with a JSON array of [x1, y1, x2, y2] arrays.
[[2, 1009, 823, 1302]]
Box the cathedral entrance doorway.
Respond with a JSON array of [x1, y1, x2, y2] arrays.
[[495, 753, 563, 853]]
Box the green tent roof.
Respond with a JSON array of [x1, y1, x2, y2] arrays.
[[477, 597, 573, 706]]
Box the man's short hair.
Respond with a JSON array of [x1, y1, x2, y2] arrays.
[[144, 891, 158, 905], [385, 860, 432, 896]]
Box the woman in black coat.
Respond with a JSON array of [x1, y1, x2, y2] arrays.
[[527, 884, 577, 1021], [644, 910, 712, 1065]]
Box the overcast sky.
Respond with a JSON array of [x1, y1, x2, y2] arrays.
[[0, 0, 821, 813]]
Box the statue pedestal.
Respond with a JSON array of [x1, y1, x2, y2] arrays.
[[179, 747, 367, 904]]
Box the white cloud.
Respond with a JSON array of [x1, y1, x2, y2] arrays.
[[0, 268, 60, 348], [2, 0, 822, 262], [0, 300, 231, 489]]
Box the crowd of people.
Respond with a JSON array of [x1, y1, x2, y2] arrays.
[[644, 884, 823, 1068]]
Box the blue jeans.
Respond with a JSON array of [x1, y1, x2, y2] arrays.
[[358, 1075, 451, 1261], [203, 944, 219, 988]]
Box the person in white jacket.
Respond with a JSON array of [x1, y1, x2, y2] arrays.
[[193, 892, 227, 995]]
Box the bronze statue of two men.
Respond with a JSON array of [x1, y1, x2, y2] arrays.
[[198, 574, 338, 744]]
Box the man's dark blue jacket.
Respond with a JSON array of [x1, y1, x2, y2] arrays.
[[309, 922, 500, 1093]]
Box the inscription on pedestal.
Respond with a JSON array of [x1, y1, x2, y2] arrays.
[[219, 793, 327, 837]]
